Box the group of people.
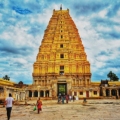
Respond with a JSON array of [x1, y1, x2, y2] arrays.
[[4, 93, 42, 120], [4, 93, 75, 120], [58, 94, 75, 104]]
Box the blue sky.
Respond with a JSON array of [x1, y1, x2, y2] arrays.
[[0, 0, 120, 84]]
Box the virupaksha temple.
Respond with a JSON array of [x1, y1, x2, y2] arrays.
[[0, 7, 120, 102]]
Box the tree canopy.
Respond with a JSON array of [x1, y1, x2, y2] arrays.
[[3, 75, 10, 81], [107, 71, 119, 81], [18, 81, 24, 88], [18, 81, 23, 84]]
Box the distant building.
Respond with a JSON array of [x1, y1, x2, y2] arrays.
[[100, 80, 120, 98], [0, 78, 27, 102]]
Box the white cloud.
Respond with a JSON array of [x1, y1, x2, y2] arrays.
[[98, 9, 108, 18], [12, 58, 27, 64], [0, 1, 120, 83]]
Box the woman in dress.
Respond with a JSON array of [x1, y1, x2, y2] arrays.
[[37, 98, 42, 114]]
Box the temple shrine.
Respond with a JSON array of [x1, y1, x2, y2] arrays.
[[30, 7, 99, 99], [1, 7, 120, 101]]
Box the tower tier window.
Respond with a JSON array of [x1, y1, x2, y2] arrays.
[[60, 54, 64, 58], [59, 66, 64, 75], [60, 66, 64, 70], [60, 44, 63, 48]]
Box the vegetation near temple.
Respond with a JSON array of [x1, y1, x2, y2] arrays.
[[2, 75, 10, 81], [107, 71, 119, 81], [18, 81, 24, 88], [18, 81, 23, 85]]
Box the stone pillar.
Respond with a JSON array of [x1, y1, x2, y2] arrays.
[[17, 94, 19, 101], [85, 79, 87, 86], [46, 80, 47, 86], [49, 90, 52, 97], [117, 89, 119, 98], [19, 92, 21, 101], [87, 79, 89, 86], [83, 80, 85, 86], [78, 80, 80, 85], [45, 80, 47, 86], [89, 79, 91, 85], [72, 91, 74, 96], [74, 80, 76, 85], [79, 80, 81, 85], [109, 89, 111, 96], [77, 91, 78, 96], [32, 91, 34, 97], [81, 80, 83, 85], [40, 80, 41, 85], [38, 90, 40, 97], [36, 80, 37, 85], [103, 89, 106, 97], [43, 80, 44, 86]]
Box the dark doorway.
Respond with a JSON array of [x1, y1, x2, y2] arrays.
[[86, 91, 89, 98], [106, 89, 109, 96], [40, 91, 44, 97], [29, 90, 32, 97], [57, 83, 67, 96], [34, 91, 38, 97], [112, 89, 116, 96], [119, 89, 120, 96], [46, 90, 49, 97], [100, 87, 103, 96]]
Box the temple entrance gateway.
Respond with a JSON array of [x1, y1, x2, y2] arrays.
[[57, 83, 67, 96]]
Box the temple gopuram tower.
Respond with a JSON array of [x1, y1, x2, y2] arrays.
[[32, 7, 92, 99]]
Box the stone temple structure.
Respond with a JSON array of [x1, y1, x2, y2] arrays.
[[30, 7, 99, 99], [1, 8, 120, 101]]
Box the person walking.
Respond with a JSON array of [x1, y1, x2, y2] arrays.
[[73, 95, 75, 102], [5, 93, 14, 120], [66, 95, 69, 103], [69, 95, 71, 101], [61, 95, 65, 104], [58, 94, 61, 103], [36, 98, 42, 114]]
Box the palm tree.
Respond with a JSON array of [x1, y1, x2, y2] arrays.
[[3, 75, 10, 81]]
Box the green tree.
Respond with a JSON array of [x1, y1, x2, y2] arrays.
[[18, 81, 23, 84], [3, 75, 10, 81], [18, 81, 24, 88], [107, 71, 119, 81]]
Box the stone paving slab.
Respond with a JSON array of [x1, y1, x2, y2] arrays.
[[0, 99, 120, 120]]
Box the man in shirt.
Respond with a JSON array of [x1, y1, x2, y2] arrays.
[[5, 93, 14, 120]]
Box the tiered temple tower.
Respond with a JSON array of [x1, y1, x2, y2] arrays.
[[32, 7, 91, 99]]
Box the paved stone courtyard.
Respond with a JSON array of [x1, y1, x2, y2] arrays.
[[0, 99, 120, 120]]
